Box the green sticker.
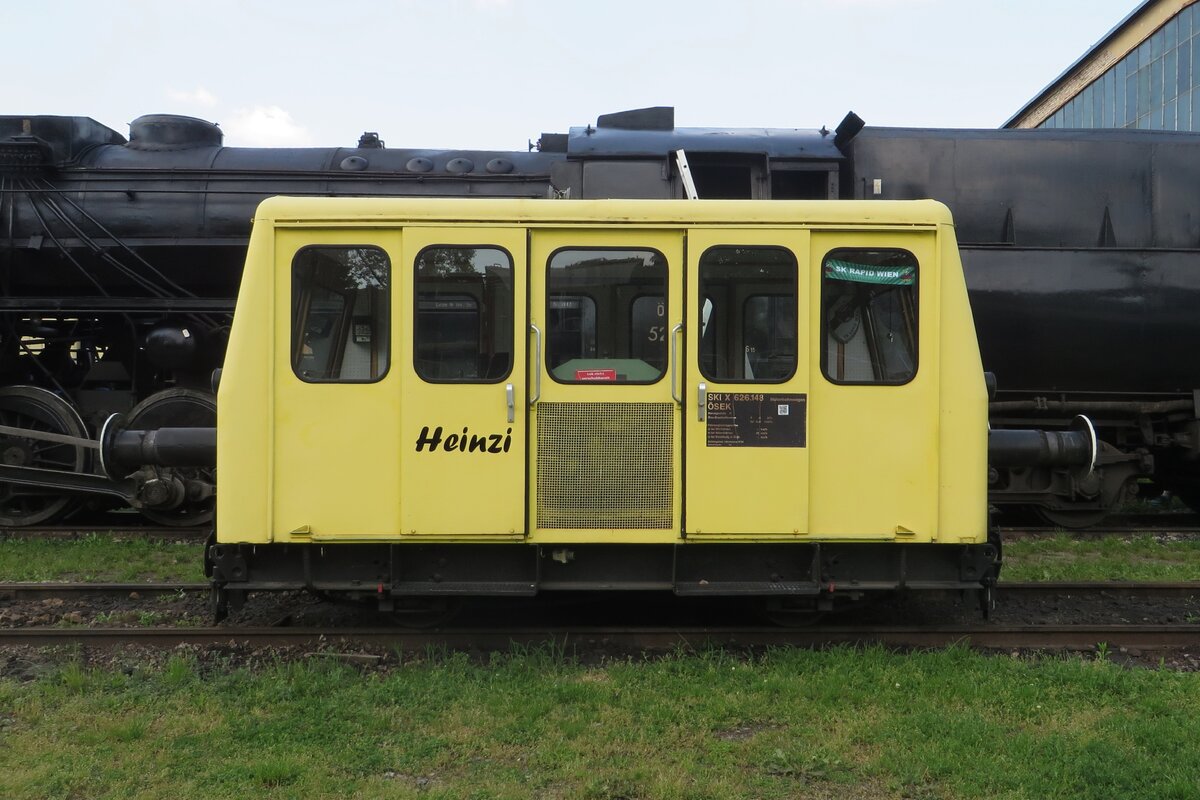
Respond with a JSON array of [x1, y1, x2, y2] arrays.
[[824, 259, 914, 286]]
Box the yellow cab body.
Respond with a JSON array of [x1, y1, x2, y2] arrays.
[[216, 197, 987, 548]]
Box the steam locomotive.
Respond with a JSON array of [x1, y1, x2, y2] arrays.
[[0, 107, 1195, 527]]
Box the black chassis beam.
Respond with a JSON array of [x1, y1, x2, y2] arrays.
[[207, 541, 999, 598]]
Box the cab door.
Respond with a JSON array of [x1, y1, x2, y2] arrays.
[[528, 229, 683, 541], [684, 229, 810, 536], [272, 229, 402, 538], [398, 227, 527, 537], [806, 231, 937, 539]]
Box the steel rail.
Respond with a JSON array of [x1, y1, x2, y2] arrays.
[[4, 516, 1199, 542], [0, 580, 1197, 603], [0, 624, 1197, 651], [0, 582, 205, 600], [1, 580, 1198, 600], [1001, 511, 1200, 535], [1000, 581, 1200, 596], [0, 508, 1195, 542], [1001, 527, 1200, 537], [0, 527, 207, 541]]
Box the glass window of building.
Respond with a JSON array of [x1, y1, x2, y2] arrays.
[[1039, 9, 1200, 132]]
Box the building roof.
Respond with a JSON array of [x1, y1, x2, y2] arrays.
[[1005, 0, 1195, 128]]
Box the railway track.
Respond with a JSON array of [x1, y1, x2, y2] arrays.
[[2, 580, 1197, 602], [0, 582, 206, 600], [1000, 512, 1200, 537], [0, 624, 1196, 652], [3, 513, 1199, 542], [0, 526, 207, 542], [0, 581, 1197, 653]]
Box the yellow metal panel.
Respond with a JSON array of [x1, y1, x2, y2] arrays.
[[218, 198, 984, 549], [936, 226, 989, 541], [255, 196, 952, 230], [397, 227, 528, 537], [684, 228, 811, 536], [216, 222, 275, 543], [806, 231, 939, 542], [270, 229, 403, 540]]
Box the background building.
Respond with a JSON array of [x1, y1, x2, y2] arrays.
[[1006, 0, 1200, 129]]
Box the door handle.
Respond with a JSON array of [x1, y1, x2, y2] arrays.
[[698, 382, 707, 421], [506, 383, 515, 423], [670, 322, 683, 405], [529, 323, 542, 406]]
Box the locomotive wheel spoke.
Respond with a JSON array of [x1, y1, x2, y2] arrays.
[[0, 386, 90, 526], [30, 446, 78, 464]]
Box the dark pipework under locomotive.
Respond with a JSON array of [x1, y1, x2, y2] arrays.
[[1, 106, 1197, 527]]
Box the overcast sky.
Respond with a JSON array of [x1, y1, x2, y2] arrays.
[[8, 0, 1140, 149]]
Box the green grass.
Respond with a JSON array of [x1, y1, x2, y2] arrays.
[[1003, 534, 1200, 582], [0, 646, 1197, 799], [0, 535, 204, 582], [1, 532, 1199, 584]]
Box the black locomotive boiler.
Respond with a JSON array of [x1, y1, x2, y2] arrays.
[[0, 107, 1196, 527]]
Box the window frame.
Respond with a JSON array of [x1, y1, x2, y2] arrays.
[[819, 247, 919, 387], [290, 244, 391, 385], [412, 244, 515, 385], [545, 245, 669, 386], [696, 244, 798, 385]]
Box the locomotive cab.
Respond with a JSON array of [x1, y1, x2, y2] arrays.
[[206, 197, 999, 619]]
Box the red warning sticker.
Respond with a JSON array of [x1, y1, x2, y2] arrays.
[[575, 368, 618, 382]]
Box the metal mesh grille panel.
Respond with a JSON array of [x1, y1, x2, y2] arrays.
[[537, 402, 674, 529]]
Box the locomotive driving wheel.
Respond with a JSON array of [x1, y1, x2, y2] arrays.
[[0, 386, 90, 527], [124, 388, 216, 526], [1033, 506, 1110, 530]]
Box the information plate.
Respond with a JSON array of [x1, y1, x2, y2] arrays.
[[575, 369, 618, 382], [705, 392, 807, 448]]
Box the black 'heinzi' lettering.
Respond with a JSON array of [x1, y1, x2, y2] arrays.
[[416, 426, 514, 454]]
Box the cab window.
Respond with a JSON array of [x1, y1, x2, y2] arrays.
[[547, 248, 667, 383], [698, 246, 796, 382], [291, 246, 390, 382], [414, 246, 513, 382], [820, 249, 917, 384]]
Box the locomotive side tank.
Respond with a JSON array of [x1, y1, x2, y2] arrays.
[[845, 127, 1200, 520], [203, 197, 1000, 618]]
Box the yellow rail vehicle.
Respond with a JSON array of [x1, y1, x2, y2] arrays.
[[204, 197, 998, 618]]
